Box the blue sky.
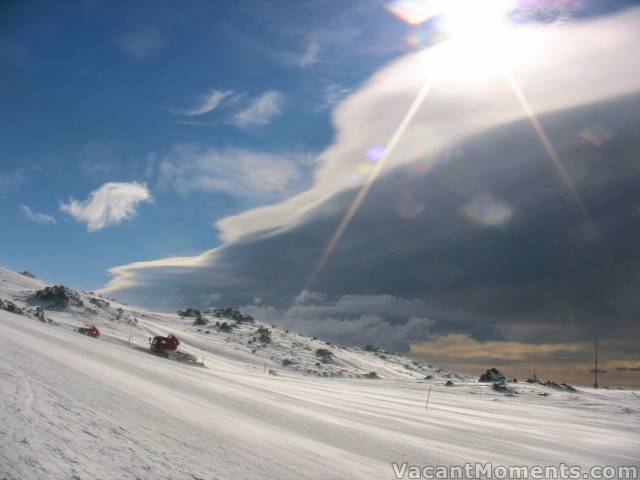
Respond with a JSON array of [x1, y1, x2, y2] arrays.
[[1, 0, 406, 287], [3, 0, 640, 385]]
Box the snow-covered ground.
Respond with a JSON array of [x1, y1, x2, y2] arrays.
[[1, 266, 638, 479]]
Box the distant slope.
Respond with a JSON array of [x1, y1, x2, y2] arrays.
[[0, 265, 459, 381]]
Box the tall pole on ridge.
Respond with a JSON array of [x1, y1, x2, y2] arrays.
[[593, 329, 599, 389]]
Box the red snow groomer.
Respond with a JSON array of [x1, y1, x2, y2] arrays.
[[149, 334, 180, 355], [77, 324, 100, 338], [143, 334, 204, 367]]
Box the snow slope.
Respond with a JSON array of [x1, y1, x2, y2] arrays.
[[1, 267, 638, 479]]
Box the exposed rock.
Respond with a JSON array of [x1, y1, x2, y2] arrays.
[[33, 285, 83, 309], [315, 348, 334, 364], [178, 307, 201, 318], [492, 381, 517, 394], [479, 368, 506, 383], [364, 371, 379, 379], [19, 271, 36, 278], [445, 380, 455, 386], [1, 299, 23, 315], [34, 306, 45, 322], [207, 308, 254, 324], [89, 297, 110, 309], [527, 378, 577, 392], [543, 380, 577, 392], [178, 308, 208, 325], [193, 316, 207, 326], [218, 322, 233, 333], [256, 326, 271, 344]]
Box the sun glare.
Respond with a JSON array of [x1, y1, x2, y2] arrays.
[[440, 0, 514, 42], [437, 0, 519, 74], [389, 0, 531, 75]]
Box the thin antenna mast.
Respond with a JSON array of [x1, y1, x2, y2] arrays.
[[593, 329, 599, 389]]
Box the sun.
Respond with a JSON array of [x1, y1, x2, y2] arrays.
[[387, 0, 524, 74], [439, 0, 514, 42], [437, 0, 519, 74]]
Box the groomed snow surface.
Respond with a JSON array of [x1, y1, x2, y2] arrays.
[[0, 267, 638, 479]]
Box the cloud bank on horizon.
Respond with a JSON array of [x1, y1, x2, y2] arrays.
[[99, 8, 640, 372]]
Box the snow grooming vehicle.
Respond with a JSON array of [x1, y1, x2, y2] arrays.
[[76, 324, 100, 338], [145, 334, 205, 367], [149, 334, 180, 355]]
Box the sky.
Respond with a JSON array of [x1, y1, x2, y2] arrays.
[[2, 0, 640, 387]]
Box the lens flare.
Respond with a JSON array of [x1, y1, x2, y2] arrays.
[[366, 145, 386, 162], [461, 195, 513, 227], [385, 0, 441, 25], [579, 124, 616, 147]]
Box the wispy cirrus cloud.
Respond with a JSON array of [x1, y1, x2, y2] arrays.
[[116, 27, 166, 58], [316, 83, 351, 111], [0, 168, 30, 194], [172, 89, 283, 129], [60, 182, 152, 232], [179, 89, 234, 117], [157, 145, 306, 202], [231, 90, 285, 128], [20, 205, 56, 225], [299, 40, 320, 67]]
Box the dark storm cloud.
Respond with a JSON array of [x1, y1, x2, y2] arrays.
[[106, 94, 640, 355]]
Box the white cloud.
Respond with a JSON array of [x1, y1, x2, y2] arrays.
[[60, 182, 152, 232], [116, 28, 165, 58], [299, 40, 320, 67], [20, 205, 56, 225], [182, 89, 233, 116], [232, 90, 284, 128], [157, 145, 305, 201]]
